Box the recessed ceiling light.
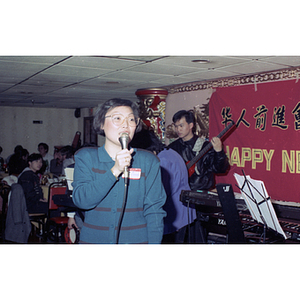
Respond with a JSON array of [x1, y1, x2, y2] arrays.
[[191, 59, 210, 64]]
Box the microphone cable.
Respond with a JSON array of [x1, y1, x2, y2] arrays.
[[116, 180, 129, 244], [116, 132, 130, 244]]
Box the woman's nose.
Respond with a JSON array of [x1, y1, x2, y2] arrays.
[[122, 118, 129, 127]]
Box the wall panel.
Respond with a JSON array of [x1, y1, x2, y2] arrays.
[[0, 106, 86, 159]]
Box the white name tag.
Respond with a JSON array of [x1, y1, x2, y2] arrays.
[[122, 168, 141, 180]]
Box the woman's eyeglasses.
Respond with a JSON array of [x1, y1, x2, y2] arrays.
[[105, 113, 139, 127]]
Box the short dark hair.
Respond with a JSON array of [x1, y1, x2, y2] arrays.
[[22, 149, 29, 158], [93, 98, 142, 136], [14, 145, 24, 155], [27, 153, 43, 163], [129, 127, 165, 154], [38, 142, 49, 152], [59, 146, 74, 158], [172, 110, 195, 124]]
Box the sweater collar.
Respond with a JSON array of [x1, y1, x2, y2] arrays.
[[17, 167, 33, 178], [98, 145, 114, 162]]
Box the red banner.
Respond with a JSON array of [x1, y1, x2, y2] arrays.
[[209, 79, 300, 203]]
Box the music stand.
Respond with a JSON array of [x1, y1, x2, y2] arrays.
[[234, 171, 286, 243]]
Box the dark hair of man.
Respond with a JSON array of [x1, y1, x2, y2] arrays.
[[21, 149, 29, 158], [172, 110, 196, 134], [172, 110, 195, 124], [129, 127, 165, 155], [38, 142, 49, 152], [27, 153, 43, 163], [93, 98, 142, 136], [14, 145, 24, 155], [59, 145, 74, 158]]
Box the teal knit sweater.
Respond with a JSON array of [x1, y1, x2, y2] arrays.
[[72, 146, 166, 244]]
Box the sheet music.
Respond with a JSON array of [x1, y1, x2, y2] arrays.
[[234, 173, 286, 239], [65, 167, 74, 191]]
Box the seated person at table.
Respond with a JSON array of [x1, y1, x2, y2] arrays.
[[50, 146, 74, 176], [38, 142, 53, 174], [60, 146, 75, 175], [6, 145, 23, 165], [18, 153, 48, 214], [8, 148, 29, 176], [2, 149, 29, 189], [50, 150, 64, 176]]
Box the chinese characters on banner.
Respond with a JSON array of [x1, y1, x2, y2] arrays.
[[209, 79, 300, 203]]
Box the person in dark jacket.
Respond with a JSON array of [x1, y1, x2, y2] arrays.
[[18, 153, 48, 214], [168, 110, 229, 191], [8, 147, 29, 176], [168, 110, 229, 243]]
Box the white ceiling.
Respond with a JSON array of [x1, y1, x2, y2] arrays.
[[1, 55, 300, 109]]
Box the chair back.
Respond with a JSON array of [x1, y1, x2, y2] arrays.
[[48, 183, 67, 210]]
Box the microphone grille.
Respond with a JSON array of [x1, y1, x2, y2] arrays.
[[119, 132, 129, 149], [120, 132, 129, 139]]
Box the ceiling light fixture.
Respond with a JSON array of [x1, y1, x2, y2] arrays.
[[191, 59, 210, 64]]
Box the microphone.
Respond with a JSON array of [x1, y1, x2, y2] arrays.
[[119, 132, 129, 180], [119, 132, 129, 150]]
